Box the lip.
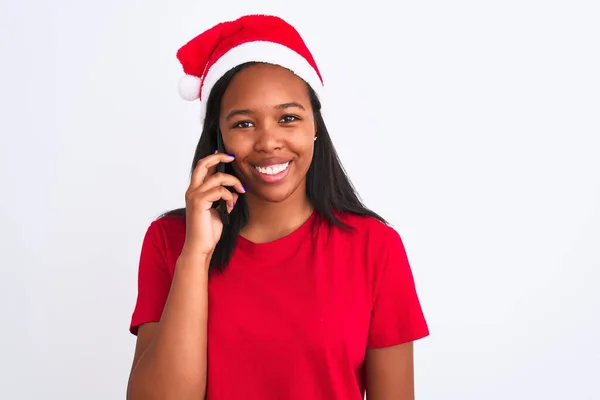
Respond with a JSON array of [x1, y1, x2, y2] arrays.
[[251, 160, 292, 184], [251, 157, 293, 168]]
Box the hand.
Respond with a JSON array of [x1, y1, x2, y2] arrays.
[[181, 152, 246, 257]]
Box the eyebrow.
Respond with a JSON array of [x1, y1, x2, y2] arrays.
[[225, 102, 306, 120]]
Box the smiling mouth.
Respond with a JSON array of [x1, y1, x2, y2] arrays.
[[253, 161, 291, 175]]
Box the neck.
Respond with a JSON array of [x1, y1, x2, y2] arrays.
[[241, 185, 313, 243]]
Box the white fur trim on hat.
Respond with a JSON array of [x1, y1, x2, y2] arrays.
[[197, 40, 325, 124]]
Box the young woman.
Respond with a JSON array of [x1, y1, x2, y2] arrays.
[[127, 14, 429, 400]]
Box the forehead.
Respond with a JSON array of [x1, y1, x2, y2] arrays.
[[221, 63, 310, 109]]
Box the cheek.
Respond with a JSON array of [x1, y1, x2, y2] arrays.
[[290, 126, 316, 152], [293, 138, 315, 169], [223, 137, 259, 174], [222, 133, 246, 155], [230, 162, 246, 180], [220, 137, 251, 177]]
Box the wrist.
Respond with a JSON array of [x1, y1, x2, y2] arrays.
[[177, 248, 211, 271]]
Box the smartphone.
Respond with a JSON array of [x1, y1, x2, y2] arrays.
[[216, 129, 230, 226]]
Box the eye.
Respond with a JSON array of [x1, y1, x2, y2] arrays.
[[233, 120, 254, 129], [280, 115, 300, 123]]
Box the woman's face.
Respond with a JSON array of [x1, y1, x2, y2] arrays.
[[219, 63, 316, 204]]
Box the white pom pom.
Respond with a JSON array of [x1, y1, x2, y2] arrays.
[[178, 75, 201, 101]]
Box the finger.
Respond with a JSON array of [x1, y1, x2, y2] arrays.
[[205, 186, 236, 210], [202, 172, 246, 194], [227, 192, 240, 214], [191, 152, 234, 187], [189, 186, 235, 211], [205, 150, 219, 177], [189, 153, 235, 189]]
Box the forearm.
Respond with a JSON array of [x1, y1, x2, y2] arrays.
[[128, 253, 210, 399]]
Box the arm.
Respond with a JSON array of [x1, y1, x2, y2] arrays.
[[365, 225, 429, 399], [365, 342, 415, 400], [126, 252, 210, 400], [126, 152, 241, 399]]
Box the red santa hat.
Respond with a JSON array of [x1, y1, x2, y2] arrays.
[[176, 14, 325, 123]]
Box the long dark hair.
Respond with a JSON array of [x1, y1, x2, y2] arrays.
[[162, 62, 386, 272]]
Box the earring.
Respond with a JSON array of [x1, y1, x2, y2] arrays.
[[314, 136, 317, 141]]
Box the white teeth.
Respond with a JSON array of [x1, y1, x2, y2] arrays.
[[255, 162, 290, 175]]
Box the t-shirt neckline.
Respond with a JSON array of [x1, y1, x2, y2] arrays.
[[235, 210, 318, 261]]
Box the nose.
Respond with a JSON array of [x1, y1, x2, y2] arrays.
[[253, 120, 283, 153]]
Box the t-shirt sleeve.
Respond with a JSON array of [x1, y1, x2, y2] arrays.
[[367, 227, 429, 349], [129, 220, 173, 335]]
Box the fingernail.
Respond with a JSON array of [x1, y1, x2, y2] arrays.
[[242, 185, 246, 192], [228, 153, 235, 158]]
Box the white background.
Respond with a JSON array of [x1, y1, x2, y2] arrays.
[[1, 0, 598, 399]]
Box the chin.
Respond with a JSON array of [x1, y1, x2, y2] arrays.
[[252, 185, 299, 203]]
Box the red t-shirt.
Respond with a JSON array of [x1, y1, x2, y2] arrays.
[[130, 211, 429, 399]]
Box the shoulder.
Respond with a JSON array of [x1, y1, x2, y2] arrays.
[[326, 212, 419, 307], [334, 212, 411, 270], [148, 212, 186, 236], [333, 211, 403, 247], [321, 211, 407, 270], [141, 213, 186, 265]]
